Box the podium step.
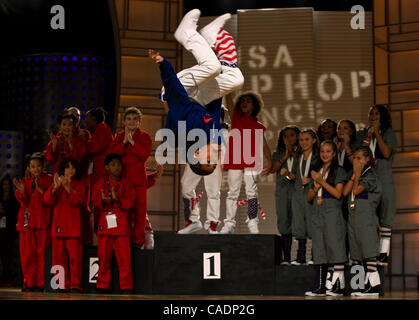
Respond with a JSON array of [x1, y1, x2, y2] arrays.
[[152, 233, 280, 295], [43, 233, 385, 296]]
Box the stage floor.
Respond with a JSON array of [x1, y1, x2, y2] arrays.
[[0, 288, 417, 300]]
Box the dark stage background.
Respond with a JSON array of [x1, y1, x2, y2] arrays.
[[0, 0, 120, 179]]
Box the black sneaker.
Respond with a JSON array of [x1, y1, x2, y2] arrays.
[[377, 253, 388, 266], [121, 289, 133, 294], [357, 282, 380, 296], [70, 288, 83, 294], [327, 279, 345, 296], [291, 258, 306, 266], [305, 287, 326, 296]]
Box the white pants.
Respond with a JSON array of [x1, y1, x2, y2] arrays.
[[174, 22, 244, 106], [225, 169, 259, 225], [181, 163, 223, 230]]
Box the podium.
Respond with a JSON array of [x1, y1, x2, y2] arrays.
[[44, 232, 384, 296]]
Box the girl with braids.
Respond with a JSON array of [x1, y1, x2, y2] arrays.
[[356, 105, 398, 266], [343, 146, 382, 296], [305, 141, 348, 296], [270, 125, 300, 265], [291, 128, 319, 265]]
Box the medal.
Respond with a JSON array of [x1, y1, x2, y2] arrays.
[[350, 200, 355, 211], [317, 197, 323, 206]]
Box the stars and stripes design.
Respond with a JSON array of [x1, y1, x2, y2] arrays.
[[214, 28, 238, 65], [236, 198, 267, 220]]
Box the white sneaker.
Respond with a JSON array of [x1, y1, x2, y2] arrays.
[[219, 222, 235, 234], [199, 13, 231, 47], [144, 230, 154, 250], [177, 220, 202, 234], [247, 218, 259, 234], [174, 9, 201, 45], [307, 260, 314, 265]]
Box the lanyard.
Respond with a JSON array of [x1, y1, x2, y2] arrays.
[[31, 178, 36, 193], [350, 166, 371, 207], [317, 167, 329, 199], [299, 152, 312, 178], [369, 137, 377, 159], [286, 157, 294, 172], [106, 176, 121, 207], [338, 149, 346, 166]]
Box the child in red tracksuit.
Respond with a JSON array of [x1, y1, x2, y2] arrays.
[[44, 158, 86, 293], [109, 107, 152, 247], [93, 153, 136, 293], [45, 113, 87, 173], [13, 153, 53, 291]]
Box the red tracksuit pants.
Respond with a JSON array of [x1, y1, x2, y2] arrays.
[[97, 235, 132, 290], [19, 231, 28, 288], [131, 186, 147, 245], [25, 229, 50, 288], [52, 237, 83, 291]]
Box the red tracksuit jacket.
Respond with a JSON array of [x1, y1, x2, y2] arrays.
[[45, 133, 87, 173], [43, 180, 87, 238], [23, 174, 53, 230], [92, 175, 136, 236], [87, 122, 114, 186], [109, 129, 152, 187]]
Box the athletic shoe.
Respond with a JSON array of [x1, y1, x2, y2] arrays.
[[305, 288, 326, 297], [280, 261, 291, 266], [247, 218, 259, 234], [219, 222, 235, 234], [326, 279, 345, 297], [355, 282, 380, 296], [177, 220, 202, 234], [291, 259, 306, 266], [307, 260, 314, 265], [377, 253, 388, 266], [174, 9, 201, 45], [70, 288, 83, 294], [121, 289, 133, 294], [200, 13, 231, 47]]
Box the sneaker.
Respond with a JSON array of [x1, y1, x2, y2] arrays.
[[144, 230, 154, 250], [208, 221, 219, 234], [280, 261, 291, 266], [305, 287, 326, 297], [307, 260, 314, 265], [356, 282, 380, 297], [177, 220, 202, 234], [174, 9, 201, 44], [327, 279, 345, 297], [247, 218, 259, 234], [200, 13, 231, 47], [70, 288, 83, 294], [377, 253, 388, 266], [291, 259, 306, 266], [219, 222, 235, 234]]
